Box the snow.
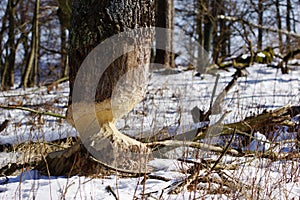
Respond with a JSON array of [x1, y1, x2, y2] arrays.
[[257, 52, 266, 58], [243, 132, 271, 152], [0, 62, 300, 199]]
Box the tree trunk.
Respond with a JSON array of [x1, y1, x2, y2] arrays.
[[257, 0, 263, 51], [21, 0, 40, 89], [286, 0, 291, 51], [211, 0, 223, 63], [154, 0, 175, 68], [41, 0, 155, 176], [57, 0, 71, 78], [203, 0, 213, 53], [60, 26, 68, 78], [196, 0, 209, 72], [1, 0, 16, 90], [276, 0, 283, 53]]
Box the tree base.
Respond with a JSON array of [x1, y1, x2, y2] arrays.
[[37, 123, 152, 176]]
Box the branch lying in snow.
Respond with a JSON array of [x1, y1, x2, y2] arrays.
[[146, 140, 240, 156], [195, 104, 295, 141], [0, 104, 65, 119], [218, 15, 300, 38]]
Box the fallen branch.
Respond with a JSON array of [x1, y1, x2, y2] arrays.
[[210, 128, 236, 172], [147, 140, 239, 156], [0, 161, 38, 176], [0, 104, 65, 119], [44, 76, 69, 87], [195, 104, 294, 141]]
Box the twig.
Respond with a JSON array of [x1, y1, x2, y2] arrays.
[[0, 104, 65, 119], [210, 128, 236, 172], [168, 169, 206, 194], [209, 74, 220, 109], [105, 185, 119, 200], [44, 76, 69, 87], [218, 15, 300, 38]]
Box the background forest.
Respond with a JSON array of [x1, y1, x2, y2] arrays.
[[0, 0, 299, 90]]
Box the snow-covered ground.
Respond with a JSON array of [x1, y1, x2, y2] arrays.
[[0, 61, 300, 199]]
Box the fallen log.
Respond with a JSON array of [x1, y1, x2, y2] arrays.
[[195, 104, 295, 141]]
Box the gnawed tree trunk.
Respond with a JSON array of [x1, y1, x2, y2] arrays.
[[39, 0, 155, 176]]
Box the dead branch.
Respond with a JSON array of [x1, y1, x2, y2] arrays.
[[210, 128, 236, 171], [218, 15, 300, 38], [147, 140, 239, 156], [0, 104, 65, 119]]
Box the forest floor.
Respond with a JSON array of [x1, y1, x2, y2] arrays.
[[0, 61, 300, 199]]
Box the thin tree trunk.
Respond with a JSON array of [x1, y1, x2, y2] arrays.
[[60, 24, 68, 78], [57, 0, 71, 78], [196, 0, 208, 72], [1, 0, 16, 90], [0, 3, 7, 87], [276, 0, 283, 53], [203, 3, 212, 53], [154, 0, 175, 68], [257, 0, 263, 51], [211, 0, 223, 63], [21, 0, 40, 89], [286, 0, 291, 51]]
